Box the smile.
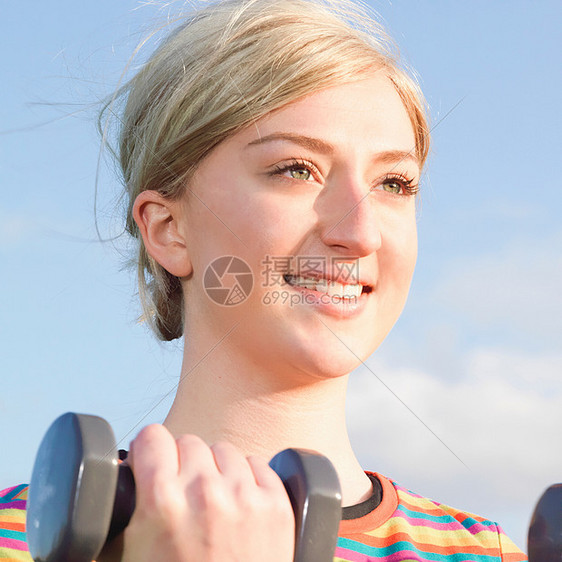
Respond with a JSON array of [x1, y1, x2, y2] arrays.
[[284, 274, 369, 299]]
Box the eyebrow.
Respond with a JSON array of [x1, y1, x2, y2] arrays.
[[247, 132, 334, 154], [246, 132, 419, 167]]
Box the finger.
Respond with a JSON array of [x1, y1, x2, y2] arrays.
[[175, 433, 218, 481], [246, 455, 287, 492], [247, 456, 295, 536], [211, 441, 255, 482], [128, 424, 179, 504]]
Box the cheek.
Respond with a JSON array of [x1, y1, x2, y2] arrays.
[[380, 214, 418, 285], [403, 224, 418, 277], [240, 194, 316, 250]]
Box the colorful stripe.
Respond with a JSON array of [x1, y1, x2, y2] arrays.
[[0, 477, 527, 562], [0, 485, 32, 562], [335, 475, 527, 561]]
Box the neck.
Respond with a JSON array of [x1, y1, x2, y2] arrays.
[[163, 335, 372, 506]]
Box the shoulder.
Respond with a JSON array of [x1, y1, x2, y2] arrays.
[[0, 484, 32, 561], [337, 474, 527, 562], [390, 480, 527, 559]]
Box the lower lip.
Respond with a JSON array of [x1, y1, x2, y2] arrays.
[[284, 281, 370, 318]]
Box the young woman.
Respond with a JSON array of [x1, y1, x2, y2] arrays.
[[0, 0, 528, 560]]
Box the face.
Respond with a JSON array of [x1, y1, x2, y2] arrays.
[[177, 72, 419, 382]]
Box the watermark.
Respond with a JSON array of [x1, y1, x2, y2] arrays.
[[203, 256, 253, 306], [262, 290, 358, 307], [260, 255, 359, 288], [203, 254, 360, 306]]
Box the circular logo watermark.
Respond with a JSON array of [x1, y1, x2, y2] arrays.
[[203, 256, 253, 306]]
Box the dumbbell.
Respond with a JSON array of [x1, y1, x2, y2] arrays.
[[27, 413, 342, 562], [528, 483, 562, 562]]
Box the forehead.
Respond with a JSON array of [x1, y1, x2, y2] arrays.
[[240, 73, 417, 159]]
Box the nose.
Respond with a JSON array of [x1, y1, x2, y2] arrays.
[[317, 175, 382, 257]]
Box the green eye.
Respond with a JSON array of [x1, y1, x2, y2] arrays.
[[378, 175, 418, 196], [271, 159, 318, 182], [382, 180, 402, 194], [290, 167, 311, 181]]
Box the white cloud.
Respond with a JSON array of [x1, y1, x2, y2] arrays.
[[431, 232, 562, 345], [0, 214, 36, 248], [346, 348, 562, 551]]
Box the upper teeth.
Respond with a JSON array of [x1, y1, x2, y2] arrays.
[[287, 275, 363, 298]]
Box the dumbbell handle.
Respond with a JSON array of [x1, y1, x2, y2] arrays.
[[106, 463, 136, 544]]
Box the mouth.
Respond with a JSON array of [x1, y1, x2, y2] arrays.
[[283, 274, 373, 298]]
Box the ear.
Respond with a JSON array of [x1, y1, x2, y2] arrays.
[[132, 190, 193, 278]]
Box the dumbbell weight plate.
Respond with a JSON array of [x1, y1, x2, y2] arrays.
[[270, 448, 342, 562], [27, 413, 119, 562], [528, 483, 562, 562]]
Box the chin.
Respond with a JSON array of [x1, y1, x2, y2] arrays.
[[285, 331, 379, 382]]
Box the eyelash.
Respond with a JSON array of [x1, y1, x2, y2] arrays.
[[269, 159, 419, 196], [378, 173, 420, 197], [269, 158, 319, 181]]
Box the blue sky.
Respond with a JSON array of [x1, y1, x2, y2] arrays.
[[1, 0, 561, 552]]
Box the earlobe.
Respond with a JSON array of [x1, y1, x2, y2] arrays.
[[132, 191, 193, 278]]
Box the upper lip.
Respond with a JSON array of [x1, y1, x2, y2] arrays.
[[284, 271, 373, 288]]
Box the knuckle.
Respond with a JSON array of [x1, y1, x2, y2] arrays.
[[232, 483, 257, 510], [192, 472, 223, 507], [270, 491, 294, 522], [135, 423, 165, 442], [211, 440, 247, 466], [155, 496, 185, 525], [247, 454, 268, 467], [176, 433, 207, 452], [211, 440, 238, 456], [134, 480, 185, 524]]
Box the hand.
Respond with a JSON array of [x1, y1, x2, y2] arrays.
[[99, 424, 295, 562]]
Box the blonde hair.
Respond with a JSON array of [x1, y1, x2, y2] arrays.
[[101, 0, 430, 341]]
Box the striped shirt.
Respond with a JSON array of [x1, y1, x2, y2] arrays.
[[0, 484, 28, 561], [336, 473, 527, 561], [0, 474, 527, 561]]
